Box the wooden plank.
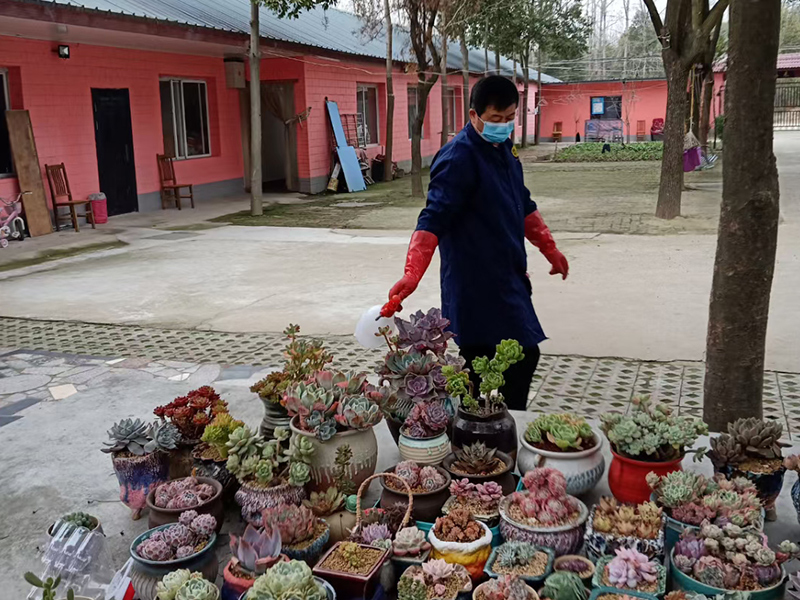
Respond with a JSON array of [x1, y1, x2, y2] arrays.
[[5, 110, 52, 236]]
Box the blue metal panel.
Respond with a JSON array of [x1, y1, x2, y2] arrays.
[[336, 146, 366, 192]]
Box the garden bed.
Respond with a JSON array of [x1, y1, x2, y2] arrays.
[[554, 142, 663, 163]]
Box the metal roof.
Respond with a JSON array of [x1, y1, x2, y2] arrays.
[[714, 52, 800, 73], [27, 0, 559, 82]]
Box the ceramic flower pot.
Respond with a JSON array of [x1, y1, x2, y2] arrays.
[[669, 549, 787, 600], [312, 542, 389, 599], [129, 523, 218, 600], [584, 504, 666, 561], [498, 495, 589, 556], [718, 464, 786, 521], [517, 433, 605, 496], [589, 587, 658, 600], [474, 580, 539, 600], [442, 496, 499, 527], [145, 476, 224, 531], [442, 450, 516, 495], [222, 561, 257, 600], [239, 578, 336, 600], [553, 555, 595, 586], [483, 544, 555, 585], [284, 521, 330, 563], [234, 479, 306, 526], [398, 431, 451, 465], [323, 509, 358, 545], [290, 416, 378, 493], [111, 451, 170, 520], [452, 405, 518, 462], [429, 520, 494, 580], [593, 555, 667, 598], [168, 440, 197, 480], [191, 444, 238, 501], [379, 465, 451, 522], [607, 448, 683, 504], [260, 401, 291, 439]]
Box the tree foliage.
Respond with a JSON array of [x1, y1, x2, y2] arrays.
[[254, 0, 334, 18]]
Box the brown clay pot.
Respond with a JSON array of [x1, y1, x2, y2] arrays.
[[379, 465, 451, 522], [145, 476, 224, 531], [441, 450, 516, 496], [452, 405, 518, 462], [324, 509, 358, 545], [168, 441, 197, 480], [313, 542, 389, 599]]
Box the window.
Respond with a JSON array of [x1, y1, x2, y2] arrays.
[[590, 96, 622, 120], [0, 70, 12, 176], [159, 79, 210, 159], [408, 86, 424, 139], [356, 85, 379, 145], [445, 88, 458, 133]]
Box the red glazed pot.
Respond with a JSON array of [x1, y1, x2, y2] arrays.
[[608, 448, 683, 504]]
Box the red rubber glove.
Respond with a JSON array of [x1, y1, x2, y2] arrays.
[[524, 210, 569, 279], [381, 230, 439, 317]]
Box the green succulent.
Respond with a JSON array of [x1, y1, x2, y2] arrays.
[[255, 460, 275, 485], [156, 570, 193, 600], [540, 571, 588, 600], [175, 576, 217, 600], [101, 418, 151, 455], [397, 575, 427, 600], [549, 422, 580, 450], [201, 413, 245, 458], [495, 541, 540, 569], [146, 421, 181, 453], [287, 434, 315, 464], [446, 339, 524, 414], [24, 572, 75, 600], [288, 462, 311, 486], [249, 560, 326, 600], [226, 426, 259, 461], [61, 512, 96, 529]]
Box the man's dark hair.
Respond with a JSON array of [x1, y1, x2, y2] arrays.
[[470, 75, 519, 116]]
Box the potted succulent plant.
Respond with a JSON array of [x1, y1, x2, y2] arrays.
[[429, 508, 494, 579], [399, 400, 452, 464], [592, 548, 666, 598], [227, 425, 314, 524], [154, 386, 229, 479], [484, 541, 555, 585], [553, 556, 595, 585], [259, 501, 330, 563], [442, 441, 516, 495], [600, 396, 708, 504], [518, 413, 605, 496], [391, 526, 432, 573], [245, 560, 334, 600], [591, 589, 658, 600], [647, 471, 763, 551], [47, 511, 101, 536], [302, 444, 359, 544], [783, 454, 800, 526], [101, 418, 176, 520], [670, 522, 800, 599], [221, 525, 285, 600], [250, 324, 334, 439], [147, 476, 223, 531], [372, 308, 463, 443], [498, 468, 589, 556], [474, 574, 539, 600], [155, 570, 219, 600], [193, 412, 245, 495], [584, 496, 666, 561], [312, 541, 388, 598], [130, 512, 219, 600], [24, 572, 87, 600], [285, 369, 382, 492], [379, 460, 451, 522], [709, 417, 788, 521], [443, 478, 504, 525], [397, 559, 473, 600], [540, 572, 589, 600], [444, 339, 524, 461]]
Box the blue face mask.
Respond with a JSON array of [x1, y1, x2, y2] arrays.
[[478, 117, 514, 143]]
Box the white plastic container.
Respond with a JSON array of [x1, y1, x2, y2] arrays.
[[354, 305, 395, 349]]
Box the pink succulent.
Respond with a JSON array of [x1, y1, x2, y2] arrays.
[[191, 514, 217, 537], [175, 545, 195, 559], [179, 510, 199, 527]]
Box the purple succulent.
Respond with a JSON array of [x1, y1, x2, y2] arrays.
[[755, 563, 782, 587], [406, 421, 428, 438], [675, 534, 707, 560], [404, 374, 433, 400], [431, 367, 448, 389], [421, 402, 449, 432], [359, 523, 392, 544], [395, 308, 454, 356]]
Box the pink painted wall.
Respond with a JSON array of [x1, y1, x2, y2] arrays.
[[0, 36, 243, 206], [540, 80, 669, 142]]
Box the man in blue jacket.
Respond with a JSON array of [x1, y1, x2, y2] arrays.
[[381, 76, 569, 411]]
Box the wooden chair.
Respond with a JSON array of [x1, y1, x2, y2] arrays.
[[157, 154, 194, 210], [552, 121, 563, 142], [636, 120, 647, 141], [45, 163, 96, 232]]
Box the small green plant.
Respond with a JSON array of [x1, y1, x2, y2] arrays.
[[338, 541, 364, 569], [101, 418, 180, 455], [61, 511, 96, 529], [24, 573, 74, 600], [444, 339, 524, 415], [226, 425, 313, 487], [525, 413, 595, 451], [249, 560, 326, 600], [200, 412, 244, 458], [540, 571, 588, 600]]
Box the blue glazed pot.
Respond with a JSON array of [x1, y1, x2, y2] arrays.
[[112, 451, 169, 519], [590, 587, 658, 600], [483, 543, 555, 585], [592, 556, 666, 598], [669, 549, 787, 600], [718, 464, 786, 519], [284, 522, 330, 563]]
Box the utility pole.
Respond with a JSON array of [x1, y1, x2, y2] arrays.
[[384, 0, 394, 181], [249, 2, 262, 216], [441, 10, 449, 148], [461, 33, 470, 123]]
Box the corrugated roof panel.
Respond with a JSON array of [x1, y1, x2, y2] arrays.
[[26, 0, 559, 81]]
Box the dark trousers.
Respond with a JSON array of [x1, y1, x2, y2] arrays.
[[459, 345, 541, 412]]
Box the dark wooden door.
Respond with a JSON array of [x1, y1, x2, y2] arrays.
[[92, 89, 138, 215]]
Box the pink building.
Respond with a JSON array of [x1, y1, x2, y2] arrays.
[[0, 0, 553, 219]]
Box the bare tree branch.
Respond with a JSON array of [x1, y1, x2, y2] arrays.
[[700, 0, 729, 40], [642, 0, 664, 36]]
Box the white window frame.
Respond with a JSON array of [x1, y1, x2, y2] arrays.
[[160, 78, 211, 160], [356, 84, 380, 147], [0, 69, 12, 177]]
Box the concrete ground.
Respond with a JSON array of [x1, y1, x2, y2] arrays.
[[2, 349, 799, 597]]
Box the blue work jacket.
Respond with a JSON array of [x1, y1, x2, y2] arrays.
[[415, 122, 546, 349]]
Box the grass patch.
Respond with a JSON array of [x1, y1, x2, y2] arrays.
[[0, 240, 127, 273], [554, 142, 663, 162]]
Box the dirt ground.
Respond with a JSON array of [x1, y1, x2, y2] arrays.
[[213, 148, 723, 235]]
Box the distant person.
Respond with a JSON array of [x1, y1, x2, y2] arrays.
[[380, 76, 569, 411]]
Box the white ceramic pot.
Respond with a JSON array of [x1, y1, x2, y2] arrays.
[[516, 433, 605, 496], [398, 431, 451, 465], [290, 416, 378, 493]]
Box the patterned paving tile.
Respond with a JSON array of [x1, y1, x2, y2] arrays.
[[633, 363, 683, 407]]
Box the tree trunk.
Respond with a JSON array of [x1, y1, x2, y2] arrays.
[[411, 83, 431, 198], [521, 53, 529, 148], [655, 58, 690, 220], [249, 2, 262, 216], [703, 0, 781, 431], [534, 47, 542, 145], [461, 34, 470, 123], [441, 18, 449, 148], [698, 68, 714, 151], [384, 0, 394, 182]]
